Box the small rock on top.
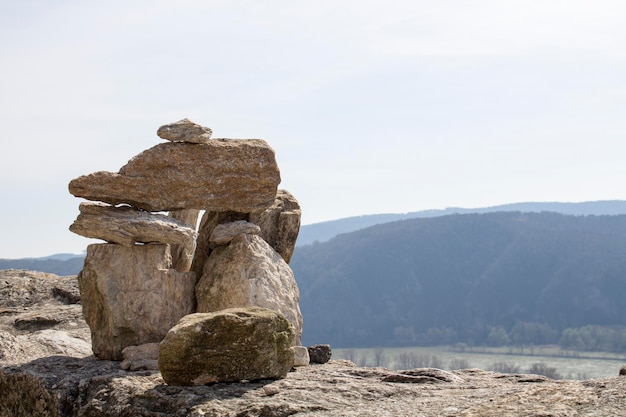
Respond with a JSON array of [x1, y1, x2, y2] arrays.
[[157, 118, 212, 143]]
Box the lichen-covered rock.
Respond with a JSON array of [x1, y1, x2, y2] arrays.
[[78, 243, 196, 360], [156, 118, 212, 143], [195, 233, 303, 345], [158, 308, 295, 385], [68, 140, 281, 212], [69, 202, 196, 248]]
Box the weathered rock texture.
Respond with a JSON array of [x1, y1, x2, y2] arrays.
[[68, 140, 281, 212], [158, 308, 295, 385], [157, 118, 212, 143], [78, 244, 196, 360], [167, 209, 200, 272], [120, 343, 160, 371], [209, 220, 261, 247], [4, 355, 626, 417], [0, 270, 90, 365], [250, 189, 301, 263], [191, 189, 301, 278], [69, 202, 196, 247], [3, 271, 626, 416], [190, 210, 249, 278], [196, 233, 303, 345]]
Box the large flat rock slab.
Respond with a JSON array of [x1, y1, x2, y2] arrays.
[[69, 140, 280, 212], [69, 202, 197, 247]]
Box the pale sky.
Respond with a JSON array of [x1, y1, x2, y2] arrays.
[[1, 1, 626, 258]]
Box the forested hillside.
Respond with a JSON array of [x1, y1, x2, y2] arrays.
[[291, 212, 626, 349]]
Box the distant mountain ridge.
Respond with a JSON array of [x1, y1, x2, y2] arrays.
[[296, 200, 626, 246], [0, 256, 85, 276]]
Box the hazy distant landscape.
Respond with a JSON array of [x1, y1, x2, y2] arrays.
[[296, 200, 626, 245], [4, 200, 626, 369], [332, 345, 626, 379], [294, 210, 626, 352]]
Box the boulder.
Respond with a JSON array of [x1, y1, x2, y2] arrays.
[[250, 189, 301, 263], [209, 220, 261, 247], [69, 202, 196, 249], [168, 209, 200, 272], [68, 140, 281, 212], [157, 118, 212, 143], [190, 210, 249, 279], [158, 307, 295, 385], [78, 243, 196, 360], [308, 344, 332, 364], [195, 233, 303, 345], [191, 189, 301, 277]]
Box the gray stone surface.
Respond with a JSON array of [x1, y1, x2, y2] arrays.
[[68, 140, 281, 212], [158, 308, 295, 385], [196, 233, 303, 345], [78, 243, 196, 360]]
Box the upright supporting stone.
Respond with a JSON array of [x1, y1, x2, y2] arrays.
[[78, 243, 196, 360], [191, 211, 248, 279], [191, 189, 301, 279], [249, 189, 301, 264], [168, 209, 200, 272]]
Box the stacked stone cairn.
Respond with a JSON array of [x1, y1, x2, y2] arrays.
[[68, 119, 308, 385]]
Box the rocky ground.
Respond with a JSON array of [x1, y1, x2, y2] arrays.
[[2, 269, 626, 417]]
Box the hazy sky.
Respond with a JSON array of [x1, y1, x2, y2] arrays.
[[1, 1, 626, 258]]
